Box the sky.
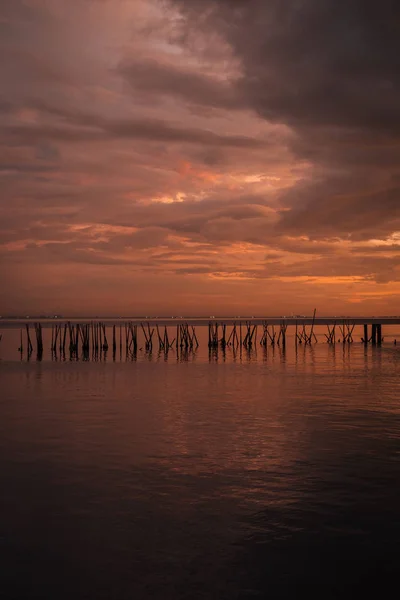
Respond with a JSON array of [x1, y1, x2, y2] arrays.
[[0, 0, 399, 316]]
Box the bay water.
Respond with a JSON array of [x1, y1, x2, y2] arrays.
[[1, 324, 399, 598]]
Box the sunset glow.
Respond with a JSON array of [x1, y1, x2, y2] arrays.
[[1, 0, 399, 316]]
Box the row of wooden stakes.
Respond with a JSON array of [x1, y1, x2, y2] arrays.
[[18, 323, 43, 354], [15, 317, 385, 357], [208, 319, 317, 349], [18, 322, 200, 356], [325, 322, 384, 345]]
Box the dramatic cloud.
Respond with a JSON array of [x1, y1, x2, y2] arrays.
[[0, 0, 399, 315]]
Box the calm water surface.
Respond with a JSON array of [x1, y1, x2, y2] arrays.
[[1, 326, 400, 599]]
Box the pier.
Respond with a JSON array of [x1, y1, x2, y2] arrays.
[[3, 313, 399, 360]]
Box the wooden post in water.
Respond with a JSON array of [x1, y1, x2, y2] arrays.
[[112, 325, 116, 355], [52, 325, 57, 353], [102, 324, 108, 351], [377, 324, 382, 345], [34, 322, 43, 356], [250, 324, 257, 347], [26, 324, 33, 354], [141, 323, 149, 351], [309, 308, 317, 344], [222, 324, 226, 349], [124, 323, 128, 355], [325, 324, 336, 344], [339, 321, 346, 344], [371, 324, 377, 345], [228, 326, 235, 347], [67, 322, 73, 354], [281, 323, 287, 348], [183, 324, 189, 349], [156, 325, 163, 350], [164, 326, 169, 350]]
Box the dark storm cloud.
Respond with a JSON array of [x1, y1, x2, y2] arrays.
[[0, 99, 13, 114], [4, 110, 265, 149], [118, 59, 243, 111], [172, 0, 400, 130], [171, 0, 400, 239], [0, 0, 40, 22], [277, 182, 400, 241]]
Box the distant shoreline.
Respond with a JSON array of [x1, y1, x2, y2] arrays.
[[1, 316, 400, 326]]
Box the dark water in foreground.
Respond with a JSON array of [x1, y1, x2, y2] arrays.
[[1, 328, 400, 599]]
